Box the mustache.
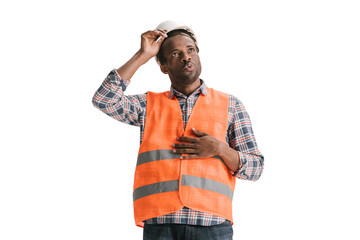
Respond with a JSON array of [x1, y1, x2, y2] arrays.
[[183, 61, 194, 68]]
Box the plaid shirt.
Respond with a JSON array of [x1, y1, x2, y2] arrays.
[[92, 69, 264, 226]]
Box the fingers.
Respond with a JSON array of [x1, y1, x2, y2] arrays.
[[141, 29, 168, 42], [142, 29, 167, 37], [173, 147, 199, 159], [155, 29, 168, 43], [156, 29, 168, 36], [179, 154, 199, 160], [192, 128, 207, 137], [173, 143, 196, 149], [139, 29, 168, 57], [173, 142, 197, 154], [177, 136, 197, 143], [177, 129, 207, 142], [173, 148, 198, 154], [173, 130, 211, 159]]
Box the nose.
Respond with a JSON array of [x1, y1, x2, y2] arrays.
[[181, 52, 191, 63]]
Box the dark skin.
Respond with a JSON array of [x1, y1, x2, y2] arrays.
[[117, 30, 240, 172], [159, 34, 202, 96]]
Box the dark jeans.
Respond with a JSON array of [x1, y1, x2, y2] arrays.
[[143, 220, 233, 240]]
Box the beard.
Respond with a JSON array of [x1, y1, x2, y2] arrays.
[[172, 62, 202, 85]]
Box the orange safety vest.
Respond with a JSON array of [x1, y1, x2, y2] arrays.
[[133, 88, 235, 227]]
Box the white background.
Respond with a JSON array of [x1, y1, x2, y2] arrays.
[[1, 0, 359, 239]]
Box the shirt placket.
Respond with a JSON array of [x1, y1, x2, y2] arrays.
[[178, 95, 196, 130]]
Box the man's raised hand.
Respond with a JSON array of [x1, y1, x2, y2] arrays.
[[116, 29, 167, 81], [139, 29, 168, 60]]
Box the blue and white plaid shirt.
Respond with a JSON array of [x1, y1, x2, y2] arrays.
[[92, 69, 264, 226]]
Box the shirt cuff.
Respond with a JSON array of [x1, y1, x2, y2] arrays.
[[230, 151, 243, 177], [113, 69, 129, 83], [105, 69, 130, 92]]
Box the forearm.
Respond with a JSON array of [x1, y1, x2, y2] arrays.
[[217, 141, 264, 179], [93, 29, 167, 124], [217, 142, 240, 172], [116, 50, 151, 81], [218, 140, 264, 181]]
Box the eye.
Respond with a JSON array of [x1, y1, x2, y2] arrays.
[[188, 47, 195, 52], [171, 52, 179, 57]]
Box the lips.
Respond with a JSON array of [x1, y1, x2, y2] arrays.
[[183, 62, 195, 71]]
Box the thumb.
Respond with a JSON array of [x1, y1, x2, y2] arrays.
[[192, 128, 207, 137]]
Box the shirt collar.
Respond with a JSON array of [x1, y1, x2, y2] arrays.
[[169, 79, 208, 99]]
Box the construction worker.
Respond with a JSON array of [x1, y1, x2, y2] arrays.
[[92, 20, 264, 240]]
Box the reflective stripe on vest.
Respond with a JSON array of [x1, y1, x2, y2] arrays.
[[133, 179, 179, 201], [133, 175, 233, 202], [137, 149, 229, 168], [137, 149, 181, 166]]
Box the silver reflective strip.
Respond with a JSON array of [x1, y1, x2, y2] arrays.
[[137, 149, 181, 166], [181, 175, 233, 200], [137, 150, 225, 167], [133, 180, 179, 202]]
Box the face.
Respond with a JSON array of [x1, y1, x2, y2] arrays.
[[160, 34, 202, 87]]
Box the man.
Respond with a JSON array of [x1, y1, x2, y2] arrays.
[[92, 20, 264, 240]]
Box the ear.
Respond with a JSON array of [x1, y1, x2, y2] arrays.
[[160, 64, 168, 74]]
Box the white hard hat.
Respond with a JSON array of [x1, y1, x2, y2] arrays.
[[155, 20, 198, 65], [155, 20, 197, 44]]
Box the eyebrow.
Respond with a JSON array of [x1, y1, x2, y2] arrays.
[[170, 45, 195, 53]]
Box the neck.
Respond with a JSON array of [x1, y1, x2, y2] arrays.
[[171, 78, 201, 96]]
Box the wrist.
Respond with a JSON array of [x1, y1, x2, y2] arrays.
[[216, 141, 227, 157], [136, 49, 154, 64], [217, 141, 240, 172], [116, 50, 151, 81]]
